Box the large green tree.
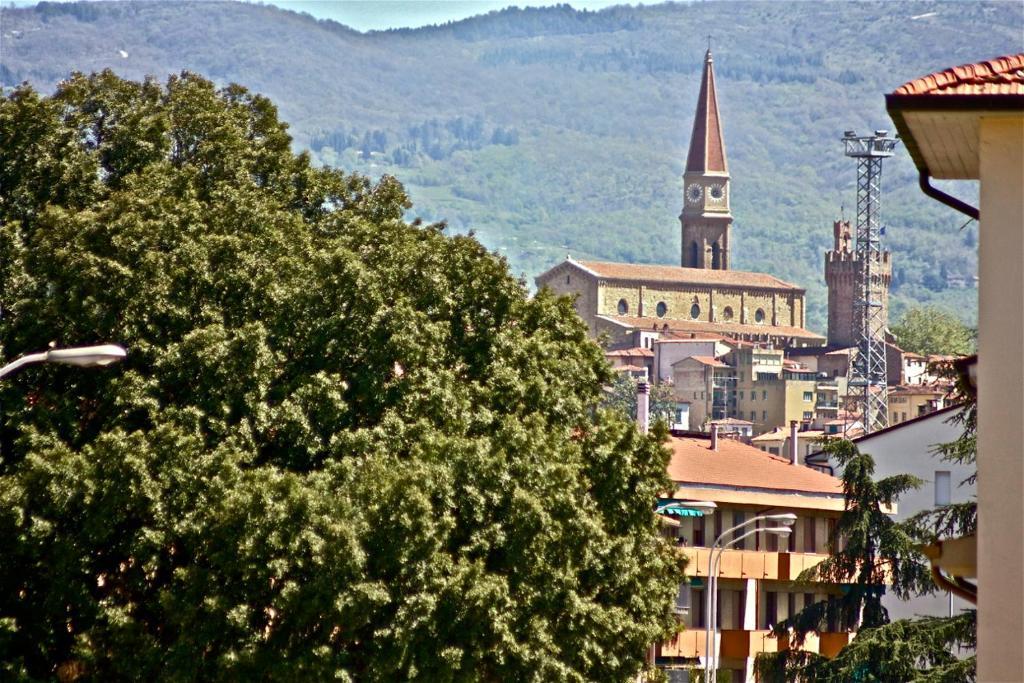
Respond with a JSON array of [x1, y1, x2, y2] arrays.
[[891, 306, 975, 357], [0, 71, 682, 681]]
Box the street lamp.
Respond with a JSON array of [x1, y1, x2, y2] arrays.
[[704, 513, 797, 682], [0, 344, 127, 380]]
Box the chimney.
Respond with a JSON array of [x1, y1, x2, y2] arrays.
[[710, 423, 719, 451], [789, 420, 799, 465], [636, 381, 650, 434]]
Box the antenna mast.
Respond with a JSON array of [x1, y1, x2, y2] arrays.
[[842, 129, 899, 434]]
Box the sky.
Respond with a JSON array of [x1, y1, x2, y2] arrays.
[[250, 1, 635, 32]]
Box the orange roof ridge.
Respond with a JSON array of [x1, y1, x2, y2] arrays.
[[574, 259, 802, 290], [685, 49, 729, 174], [893, 53, 1024, 96], [598, 313, 825, 341], [667, 435, 843, 496]]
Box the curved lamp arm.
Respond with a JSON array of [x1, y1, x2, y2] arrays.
[[0, 345, 126, 380]]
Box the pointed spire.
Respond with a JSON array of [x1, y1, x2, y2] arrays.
[[685, 49, 728, 175]]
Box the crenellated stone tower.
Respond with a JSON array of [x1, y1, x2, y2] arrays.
[[680, 49, 732, 270], [824, 219, 891, 348]]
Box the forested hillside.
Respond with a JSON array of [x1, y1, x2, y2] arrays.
[[2, 1, 1020, 331]]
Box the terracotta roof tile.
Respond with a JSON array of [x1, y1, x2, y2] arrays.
[[605, 347, 654, 357], [667, 435, 843, 496], [686, 49, 728, 174], [599, 314, 825, 342], [574, 259, 802, 290], [686, 355, 729, 368], [893, 53, 1024, 96]]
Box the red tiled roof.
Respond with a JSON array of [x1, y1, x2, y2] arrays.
[[686, 49, 728, 174], [599, 314, 825, 342], [605, 347, 654, 358], [709, 417, 753, 426], [666, 435, 843, 496], [572, 259, 802, 290], [686, 355, 729, 368], [893, 53, 1024, 96]]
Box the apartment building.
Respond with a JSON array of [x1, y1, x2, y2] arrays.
[[887, 383, 949, 426], [655, 431, 856, 682]]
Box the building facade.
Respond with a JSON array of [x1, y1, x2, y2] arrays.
[[535, 49, 824, 352], [656, 433, 857, 682]]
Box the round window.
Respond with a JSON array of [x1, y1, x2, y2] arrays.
[[722, 306, 734, 321], [690, 303, 700, 319], [617, 299, 628, 315], [755, 308, 766, 323], [656, 301, 668, 318]]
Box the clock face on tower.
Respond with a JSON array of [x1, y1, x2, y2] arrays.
[[708, 183, 725, 201], [686, 183, 703, 205]]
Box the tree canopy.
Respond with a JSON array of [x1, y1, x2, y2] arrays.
[[891, 306, 975, 357], [0, 71, 681, 682]]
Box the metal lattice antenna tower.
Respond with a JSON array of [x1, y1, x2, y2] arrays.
[[842, 130, 899, 434]]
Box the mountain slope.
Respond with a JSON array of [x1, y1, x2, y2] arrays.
[[2, 0, 1020, 331]]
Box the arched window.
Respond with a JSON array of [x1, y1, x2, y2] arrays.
[[711, 242, 721, 270], [755, 308, 766, 324], [690, 241, 700, 268], [690, 303, 701, 319], [722, 306, 734, 321], [656, 301, 668, 318], [617, 299, 629, 315]]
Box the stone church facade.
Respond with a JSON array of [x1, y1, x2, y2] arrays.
[[536, 49, 824, 349]]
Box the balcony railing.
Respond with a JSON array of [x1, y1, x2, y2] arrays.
[[661, 629, 853, 659], [680, 548, 830, 582]]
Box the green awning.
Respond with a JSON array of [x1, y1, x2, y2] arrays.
[[656, 500, 706, 517]]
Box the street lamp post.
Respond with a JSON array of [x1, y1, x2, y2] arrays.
[[0, 344, 127, 381], [704, 513, 797, 682]]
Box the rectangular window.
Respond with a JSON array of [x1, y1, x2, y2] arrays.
[[739, 390, 744, 400], [787, 593, 796, 621], [693, 588, 706, 628], [714, 509, 722, 544], [804, 592, 815, 612], [751, 392, 757, 401], [765, 591, 778, 629], [733, 511, 747, 549], [802, 411, 813, 420], [803, 391, 813, 401], [762, 410, 768, 421], [827, 517, 836, 551], [804, 517, 817, 553], [763, 390, 768, 400], [693, 515, 705, 547], [935, 471, 952, 506], [902, 412, 907, 422], [767, 527, 779, 552], [751, 411, 757, 421], [787, 523, 797, 552], [768, 446, 778, 455]]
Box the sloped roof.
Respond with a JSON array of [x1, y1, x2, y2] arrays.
[[573, 259, 802, 290], [605, 347, 654, 358], [682, 355, 729, 368], [685, 49, 728, 174], [598, 314, 825, 342], [893, 53, 1024, 96], [751, 428, 824, 443], [666, 435, 843, 497]]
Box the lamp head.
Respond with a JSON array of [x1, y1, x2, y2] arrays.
[[45, 344, 127, 367], [766, 513, 798, 527]]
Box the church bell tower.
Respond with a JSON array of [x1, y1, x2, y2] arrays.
[[680, 49, 732, 270]]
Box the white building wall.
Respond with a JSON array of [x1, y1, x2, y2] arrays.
[[825, 407, 974, 621]]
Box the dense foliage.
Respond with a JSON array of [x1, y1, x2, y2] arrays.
[[2, 1, 1017, 331], [756, 373, 979, 681], [0, 71, 683, 682], [602, 373, 678, 426], [891, 306, 976, 357]]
